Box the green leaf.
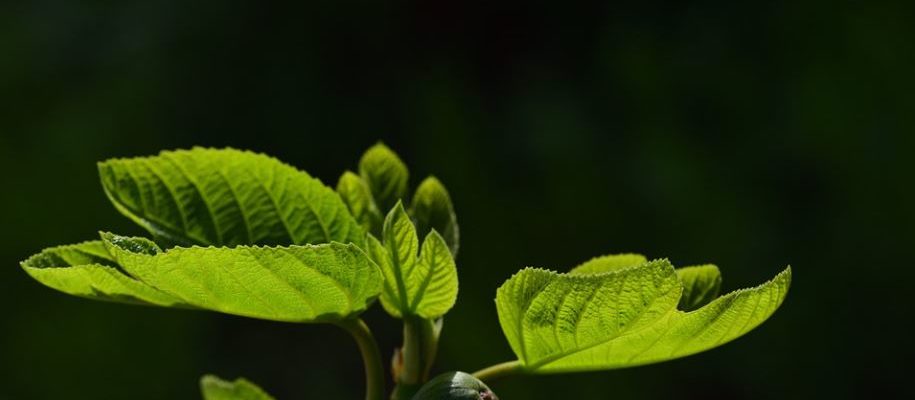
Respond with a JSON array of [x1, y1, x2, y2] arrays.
[[200, 375, 276, 400], [569, 255, 723, 311], [411, 176, 459, 257], [568, 253, 647, 275], [337, 170, 384, 236], [495, 259, 790, 373], [20, 241, 185, 307], [359, 142, 409, 213], [101, 232, 383, 322], [366, 202, 458, 319], [98, 147, 363, 248], [676, 264, 722, 311]]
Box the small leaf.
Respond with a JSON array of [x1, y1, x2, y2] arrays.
[[98, 147, 363, 248], [336, 170, 384, 235], [200, 375, 276, 400], [676, 264, 722, 311], [367, 202, 458, 319], [411, 176, 459, 256], [101, 232, 383, 322], [359, 142, 409, 213], [20, 241, 185, 307], [495, 259, 790, 373], [568, 253, 648, 275]]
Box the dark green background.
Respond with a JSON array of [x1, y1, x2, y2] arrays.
[[2, 1, 912, 399]]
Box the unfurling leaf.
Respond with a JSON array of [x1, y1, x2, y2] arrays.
[[411, 176, 459, 257], [20, 240, 185, 307], [676, 264, 722, 311], [359, 142, 409, 213], [337, 170, 384, 236], [366, 202, 458, 319], [98, 147, 363, 248], [495, 258, 790, 373], [99, 232, 383, 322], [200, 375, 276, 400]]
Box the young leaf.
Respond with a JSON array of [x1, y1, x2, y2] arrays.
[[495, 259, 790, 373], [98, 147, 363, 248], [366, 202, 458, 319], [200, 375, 276, 400], [336, 170, 384, 236], [101, 232, 383, 323], [568, 253, 648, 275], [676, 264, 722, 311], [411, 176, 459, 256], [359, 143, 409, 213], [20, 241, 185, 307]]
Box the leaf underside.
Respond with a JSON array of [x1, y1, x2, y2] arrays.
[[98, 147, 363, 248], [367, 202, 458, 319], [496, 258, 790, 373], [22, 232, 384, 323], [20, 240, 185, 307], [200, 375, 276, 400], [101, 232, 383, 322]]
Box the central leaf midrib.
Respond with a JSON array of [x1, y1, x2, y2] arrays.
[[385, 220, 413, 314], [161, 154, 225, 245], [409, 236, 439, 313]]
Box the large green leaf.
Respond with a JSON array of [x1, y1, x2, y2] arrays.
[[495, 259, 791, 373], [336, 170, 383, 236], [98, 147, 363, 247], [411, 176, 459, 257], [200, 375, 276, 400], [358, 143, 409, 213], [20, 240, 185, 307], [365, 202, 458, 319], [101, 232, 383, 322]]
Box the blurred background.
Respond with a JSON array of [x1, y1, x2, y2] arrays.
[[1, 1, 913, 399]]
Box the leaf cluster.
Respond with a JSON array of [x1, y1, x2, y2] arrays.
[[20, 144, 790, 399]]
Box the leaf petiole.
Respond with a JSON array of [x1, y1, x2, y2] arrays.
[[471, 360, 522, 383], [337, 318, 386, 400]]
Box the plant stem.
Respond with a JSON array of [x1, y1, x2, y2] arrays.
[[338, 318, 385, 400], [471, 361, 522, 383], [391, 317, 440, 400]]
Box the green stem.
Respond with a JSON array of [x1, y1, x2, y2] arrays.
[[471, 361, 522, 383], [391, 317, 441, 400], [338, 318, 385, 400], [399, 317, 424, 385]]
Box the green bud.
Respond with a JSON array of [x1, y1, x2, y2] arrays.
[[412, 371, 498, 400]]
